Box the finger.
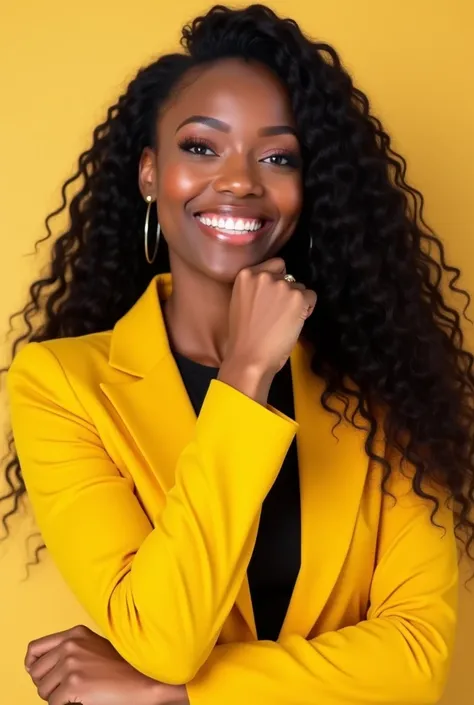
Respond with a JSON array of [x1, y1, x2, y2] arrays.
[[25, 633, 67, 671], [281, 280, 305, 291], [302, 289, 317, 318], [249, 257, 286, 275], [29, 643, 64, 685], [35, 660, 65, 701], [25, 626, 88, 671]]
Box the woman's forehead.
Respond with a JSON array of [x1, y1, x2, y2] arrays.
[[158, 59, 295, 132]]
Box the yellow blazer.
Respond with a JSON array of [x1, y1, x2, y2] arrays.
[[7, 273, 458, 705]]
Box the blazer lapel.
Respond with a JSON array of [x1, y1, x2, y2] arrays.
[[100, 274, 195, 494], [99, 273, 257, 635], [279, 341, 369, 639], [100, 354, 197, 495]]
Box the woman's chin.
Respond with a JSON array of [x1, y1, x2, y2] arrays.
[[191, 250, 269, 285]]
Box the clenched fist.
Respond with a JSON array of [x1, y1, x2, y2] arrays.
[[25, 625, 187, 705], [219, 258, 316, 405]]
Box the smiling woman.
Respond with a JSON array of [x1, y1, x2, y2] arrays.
[[2, 3, 474, 705], [142, 60, 303, 283]]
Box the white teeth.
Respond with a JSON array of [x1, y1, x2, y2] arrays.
[[198, 214, 263, 233]]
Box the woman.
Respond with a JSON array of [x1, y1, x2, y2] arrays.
[[3, 4, 473, 704]]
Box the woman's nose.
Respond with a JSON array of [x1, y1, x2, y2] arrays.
[[212, 155, 264, 198]]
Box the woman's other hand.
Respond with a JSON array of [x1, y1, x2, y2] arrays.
[[25, 625, 188, 705]]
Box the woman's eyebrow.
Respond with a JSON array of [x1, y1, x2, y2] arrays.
[[176, 115, 297, 137]]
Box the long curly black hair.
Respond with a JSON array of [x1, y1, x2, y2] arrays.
[[2, 3, 474, 568]]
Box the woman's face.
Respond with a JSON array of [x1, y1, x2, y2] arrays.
[[139, 58, 303, 283]]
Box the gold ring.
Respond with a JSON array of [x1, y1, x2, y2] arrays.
[[284, 274, 296, 283]]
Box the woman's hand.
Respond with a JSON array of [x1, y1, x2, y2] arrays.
[[219, 257, 317, 404], [25, 625, 188, 705]]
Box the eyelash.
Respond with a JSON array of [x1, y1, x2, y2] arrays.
[[178, 137, 300, 168]]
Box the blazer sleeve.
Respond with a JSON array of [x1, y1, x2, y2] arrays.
[[7, 342, 297, 684], [186, 461, 459, 705]]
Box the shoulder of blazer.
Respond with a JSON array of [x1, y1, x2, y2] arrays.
[[10, 273, 170, 390], [11, 332, 120, 400]]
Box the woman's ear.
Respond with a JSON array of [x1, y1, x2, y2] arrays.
[[138, 146, 157, 200]]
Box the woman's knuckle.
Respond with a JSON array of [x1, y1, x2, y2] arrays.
[[64, 653, 78, 670], [28, 662, 41, 681], [237, 267, 250, 282], [26, 639, 38, 654], [291, 288, 303, 302], [72, 624, 89, 636], [63, 638, 77, 654], [276, 277, 287, 290], [37, 683, 49, 699], [258, 270, 272, 283], [66, 670, 82, 687]]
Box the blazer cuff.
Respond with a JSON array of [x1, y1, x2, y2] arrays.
[[198, 378, 298, 456]]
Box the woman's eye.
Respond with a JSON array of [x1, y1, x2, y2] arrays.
[[189, 145, 214, 156], [261, 153, 298, 167], [179, 139, 216, 157]]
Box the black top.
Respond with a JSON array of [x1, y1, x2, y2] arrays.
[[172, 350, 301, 641]]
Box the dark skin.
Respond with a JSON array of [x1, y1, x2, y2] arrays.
[[25, 58, 316, 704], [142, 57, 304, 367]]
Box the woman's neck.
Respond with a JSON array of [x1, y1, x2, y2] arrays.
[[163, 258, 234, 367]]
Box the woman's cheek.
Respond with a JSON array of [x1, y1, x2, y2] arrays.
[[158, 161, 200, 205]]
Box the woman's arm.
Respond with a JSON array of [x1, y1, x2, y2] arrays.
[[7, 341, 297, 684], [24, 625, 186, 705], [186, 467, 458, 705], [24, 462, 457, 705]]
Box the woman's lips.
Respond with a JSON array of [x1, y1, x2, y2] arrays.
[[194, 215, 272, 245]]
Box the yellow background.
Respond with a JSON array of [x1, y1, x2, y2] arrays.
[[1, 1, 473, 703]]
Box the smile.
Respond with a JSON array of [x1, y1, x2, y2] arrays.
[[196, 213, 264, 234], [194, 212, 272, 246]]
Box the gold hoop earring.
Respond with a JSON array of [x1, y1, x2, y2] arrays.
[[144, 195, 160, 265]]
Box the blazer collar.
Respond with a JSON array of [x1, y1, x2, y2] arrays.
[[108, 273, 173, 376]]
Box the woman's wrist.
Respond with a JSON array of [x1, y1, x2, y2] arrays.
[[147, 682, 189, 705], [218, 359, 274, 406]]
